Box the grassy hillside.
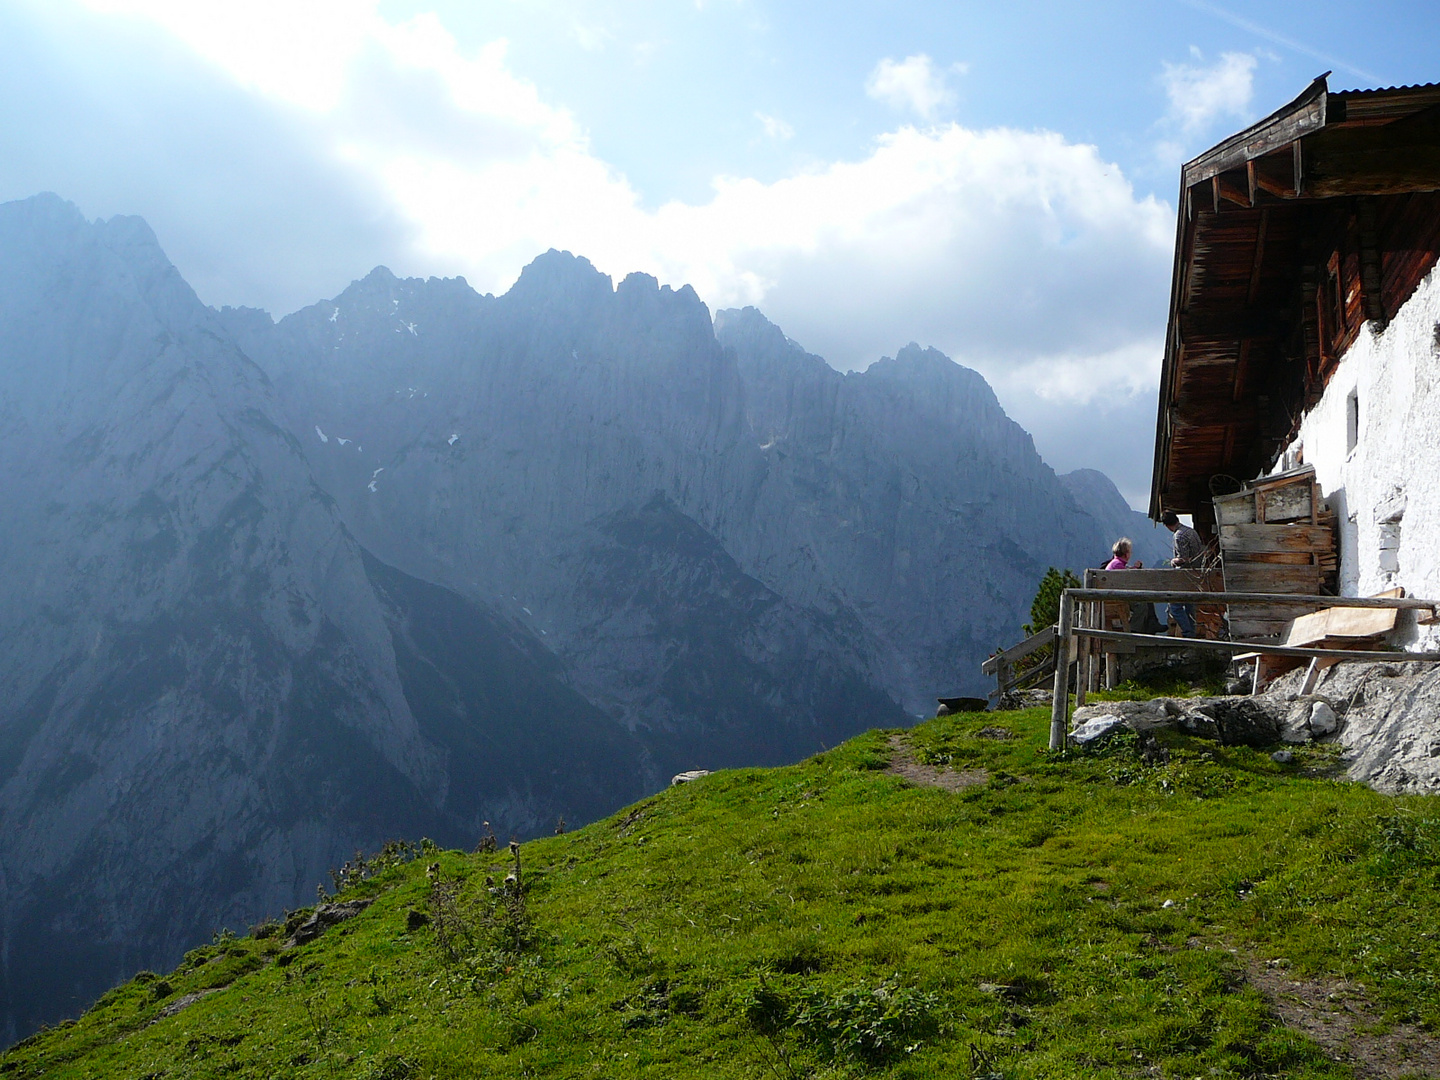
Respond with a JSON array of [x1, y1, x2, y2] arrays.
[[8, 705, 1440, 1079]]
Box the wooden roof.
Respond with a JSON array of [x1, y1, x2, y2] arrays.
[[1150, 75, 1440, 522]]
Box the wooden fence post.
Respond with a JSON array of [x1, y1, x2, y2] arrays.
[[1049, 590, 1073, 751]]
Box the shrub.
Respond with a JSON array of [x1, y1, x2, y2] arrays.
[[792, 977, 940, 1064]]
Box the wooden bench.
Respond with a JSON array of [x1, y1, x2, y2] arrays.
[[1237, 587, 1403, 692]]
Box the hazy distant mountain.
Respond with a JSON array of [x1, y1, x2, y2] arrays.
[[714, 306, 1126, 701], [0, 197, 1142, 1041], [1058, 468, 1172, 569], [0, 198, 644, 1043]]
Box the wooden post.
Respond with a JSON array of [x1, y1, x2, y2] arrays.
[[1049, 590, 1073, 751], [1076, 571, 1092, 705]]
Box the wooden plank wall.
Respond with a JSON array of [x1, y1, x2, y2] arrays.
[[1215, 468, 1337, 639]]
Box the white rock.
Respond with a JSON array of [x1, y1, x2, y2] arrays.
[[670, 770, 711, 786], [1310, 701, 1339, 737], [1069, 715, 1126, 745], [1281, 702, 1313, 744]]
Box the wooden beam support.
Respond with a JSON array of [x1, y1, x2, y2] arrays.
[[1252, 151, 1299, 199], [1358, 196, 1386, 326], [1049, 592, 1073, 751], [1077, 627, 1440, 663], [1216, 173, 1251, 207], [1247, 210, 1269, 305], [1180, 306, 1285, 341]]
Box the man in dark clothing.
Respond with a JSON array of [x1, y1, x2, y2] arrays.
[[1161, 510, 1205, 636]]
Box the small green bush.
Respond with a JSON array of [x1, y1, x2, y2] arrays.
[[792, 977, 941, 1064]]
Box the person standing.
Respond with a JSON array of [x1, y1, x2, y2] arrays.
[[1161, 510, 1204, 636]]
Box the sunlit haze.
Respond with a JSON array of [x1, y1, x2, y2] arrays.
[[3, 0, 1434, 505]]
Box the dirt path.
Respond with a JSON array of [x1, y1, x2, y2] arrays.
[[1247, 959, 1440, 1078], [884, 734, 988, 792]]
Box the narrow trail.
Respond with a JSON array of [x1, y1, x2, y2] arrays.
[[884, 734, 988, 792], [1246, 959, 1440, 1079]]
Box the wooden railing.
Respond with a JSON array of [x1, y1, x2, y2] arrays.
[[1047, 588, 1440, 750], [982, 625, 1056, 704]]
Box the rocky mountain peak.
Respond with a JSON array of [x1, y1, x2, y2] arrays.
[[506, 247, 614, 310]]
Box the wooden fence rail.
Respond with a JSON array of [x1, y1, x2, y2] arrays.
[[983, 625, 1057, 704], [1047, 588, 1440, 750]]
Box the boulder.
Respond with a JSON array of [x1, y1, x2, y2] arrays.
[[1281, 701, 1315, 744], [285, 898, 373, 948], [1180, 698, 1282, 747], [1071, 699, 1181, 731], [1310, 701, 1339, 737], [937, 696, 989, 716], [1069, 715, 1127, 745], [1074, 695, 1286, 748]]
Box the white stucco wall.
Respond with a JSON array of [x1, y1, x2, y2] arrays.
[[1284, 264, 1440, 648]]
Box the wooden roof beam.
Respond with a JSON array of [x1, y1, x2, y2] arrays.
[[1180, 306, 1286, 340], [1305, 104, 1440, 197], [1251, 148, 1300, 198], [1213, 172, 1251, 208], [1170, 397, 1261, 427]]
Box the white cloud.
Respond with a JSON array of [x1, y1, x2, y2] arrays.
[[992, 338, 1163, 407], [570, 22, 614, 52], [32, 1, 1173, 496], [755, 111, 793, 141], [80, 0, 380, 112], [864, 54, 956, 120], [1161, 50, 1257, 134]]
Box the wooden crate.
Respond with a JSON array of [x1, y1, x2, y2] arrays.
[[1213, 466, 1337, 640]]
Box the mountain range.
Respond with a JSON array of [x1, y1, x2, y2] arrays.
[[0, 193, 1162, 1042]]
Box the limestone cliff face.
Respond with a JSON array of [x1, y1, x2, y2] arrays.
[[232, 263, 1136, 721], [1057, 468, 1172, 569], [714, 307, 1130, 704], [0, 211, 1141, 1043], [0, 200, 643, 1044], [226, 254, 906, 752]]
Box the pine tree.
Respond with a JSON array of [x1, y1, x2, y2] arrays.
[[1023, 567, 1080, 636]]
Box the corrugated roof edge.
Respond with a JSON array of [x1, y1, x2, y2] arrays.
[[1333, 82, 1440, 97]]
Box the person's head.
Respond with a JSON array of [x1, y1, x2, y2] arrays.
[[1160, 510, 1180, 531], [1112, 537, 1132, 561]]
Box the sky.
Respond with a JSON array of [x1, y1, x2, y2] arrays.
[[3, 1, 1437, 507]]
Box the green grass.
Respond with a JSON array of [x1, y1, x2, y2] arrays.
[[9, 706, 1440, 1079], [1086, 670, 1234, 701]]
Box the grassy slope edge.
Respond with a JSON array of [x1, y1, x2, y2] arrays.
[[7, 706, 1440, 1079]]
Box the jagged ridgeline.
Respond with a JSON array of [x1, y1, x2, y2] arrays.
[[0, 193, 1155, 1042]]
